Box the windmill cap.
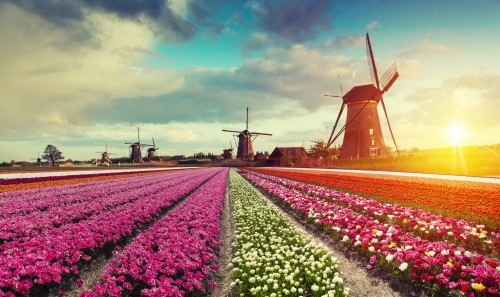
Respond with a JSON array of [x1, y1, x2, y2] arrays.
[[344, 84, 381, 102]]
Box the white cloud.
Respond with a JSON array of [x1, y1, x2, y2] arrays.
[[399, 40, 453, 57], [365, 21, 379, 30]]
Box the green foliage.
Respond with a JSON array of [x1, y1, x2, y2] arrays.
[[42, 144, 64, 166], [308, 140, 341, 159]]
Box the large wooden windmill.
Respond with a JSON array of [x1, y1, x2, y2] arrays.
[[325, 33, 400, 159], [222, 108, 272, 160], [125, 127, 153, 163]]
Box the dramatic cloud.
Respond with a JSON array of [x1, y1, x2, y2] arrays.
[[251, 0, 334, 43], [1, 0, 198, 44], [92, 45, 362, 125]]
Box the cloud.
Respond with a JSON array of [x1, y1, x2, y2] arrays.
[[334, 33, 364, 49], [365, 21, 379, 30], [90, 44, 363, 126], [399, 40, 453, 58], [251, 0, 334, 43], [0, 5, 184, 135], [403, 71, 500, 135], [1, 0, 198, 44], [239, 32, 269, 56]]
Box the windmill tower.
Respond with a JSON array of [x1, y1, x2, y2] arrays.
[[222, 107, 272, 160], [324, 33, 400, 159], [96, 143, 116, 165], [222, 141, 234, 160], [30, 152, 41, 164], [125, 127, 153, 163], [146, 137, 160, 159]]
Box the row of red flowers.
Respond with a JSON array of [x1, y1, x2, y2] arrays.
[[247, 170, 500, 257], [0, 168, 221, 296], [249, 168, 500, 229], [81, 168, 228, 297], [241, 170, 500, 296]]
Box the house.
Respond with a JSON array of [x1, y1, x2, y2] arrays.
[[267, 147, 309, 166], [254, 151, 267, 161]]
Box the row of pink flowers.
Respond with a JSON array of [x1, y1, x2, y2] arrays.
[[81, 168, 228, 297], [241, 171, 500, 296], [246, 170, 500, 256], [0, 169, 170, 185], [0, 168, 222, 296], [0, 170, 209, 242]]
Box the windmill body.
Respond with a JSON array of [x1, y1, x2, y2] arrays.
[[222, 108, 272, 160], [125, 128, 153, 163], [325, 33, 400, 159], [338, 84, 388, 159]]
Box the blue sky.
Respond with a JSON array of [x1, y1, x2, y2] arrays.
[[1, 0, 499, 162]]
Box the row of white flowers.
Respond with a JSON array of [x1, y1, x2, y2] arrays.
[[229, 169, 350, 297]]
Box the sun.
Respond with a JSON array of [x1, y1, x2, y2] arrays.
[[447, 125, 465, 142]]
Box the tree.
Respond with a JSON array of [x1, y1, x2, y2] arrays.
[[308, 140, 341, 160], [386, 146, 394, 157], [42, 145, 64, 166]]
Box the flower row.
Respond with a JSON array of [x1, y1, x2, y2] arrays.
[[81, 168, 228, 297], [230, 169, 349, 297], [0, 170, 209, 243], [241, 171, 500, 296], [0, 168, 186, 180], [245, 170, 500, 257], [248, 168, 500, 226], [0, 168, 221, 296]]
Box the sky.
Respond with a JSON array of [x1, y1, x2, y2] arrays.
[[1, 0, 500, 162]]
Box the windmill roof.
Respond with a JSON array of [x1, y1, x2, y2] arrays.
[[344, 84, 381, 102], [270, 147, 309, 159]]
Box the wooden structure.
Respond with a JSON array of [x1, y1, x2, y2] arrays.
[[222, 107, 272, 160], [268, 147, 309, 166], [325, 33, 400, 159]]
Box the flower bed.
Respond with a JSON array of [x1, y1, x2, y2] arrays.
[[0, 169, 193, 193], [82, 168, 228, 297], [230, 169, 349, 297], [0, 168, 221, 296], [248, 168, 500, 231], [0, 170, 209, 242], [245, 170, 500, 257], [241, 170, 500, 296]]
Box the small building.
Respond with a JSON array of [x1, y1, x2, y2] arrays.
[[268, 147, 309, 166], [254, 151, 267, 161]]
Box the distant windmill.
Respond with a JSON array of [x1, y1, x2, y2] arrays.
[[30, 152, 41, 164], [324, 33, 400, 159], [125, 127, 153, 163], [146, 137, 160, 159], [96, 143, 116, 165], [222, 107, 272, 160], [222, 141, 234, 160]]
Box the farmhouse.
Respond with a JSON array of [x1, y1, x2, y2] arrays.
[[267, 147, 309, 166]]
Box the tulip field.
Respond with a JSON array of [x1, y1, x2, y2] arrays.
[[1, 167, 499, 297]]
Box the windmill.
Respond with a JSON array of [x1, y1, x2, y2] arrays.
[[125, 127, 154, 163], [30, 152, 41, 164], [222, 107, 272, 160], [146, 137, 160, 159], [96, 143, 116, 165], [324, 33, 400, 159], [222, 141, 234, 160]]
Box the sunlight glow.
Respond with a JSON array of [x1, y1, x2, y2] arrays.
[[447, 125, 465, 142]]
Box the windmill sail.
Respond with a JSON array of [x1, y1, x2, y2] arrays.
[[380, 63, 399, 94], [366, 33, 380, 90]]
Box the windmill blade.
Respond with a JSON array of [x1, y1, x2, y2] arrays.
[[222, 129, 242, 133], [326, 102, 346, 147], [105, 143, 108, 152], [246, 107, 249, 131], [379, 95, 400, 153], [125, 142, 136, 145], [152, 137, 156, 148], [380, 62, 399, 94], [137, 127, 140, 143], [249, 132, 272, 136], [366, 33, 381, 90]]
